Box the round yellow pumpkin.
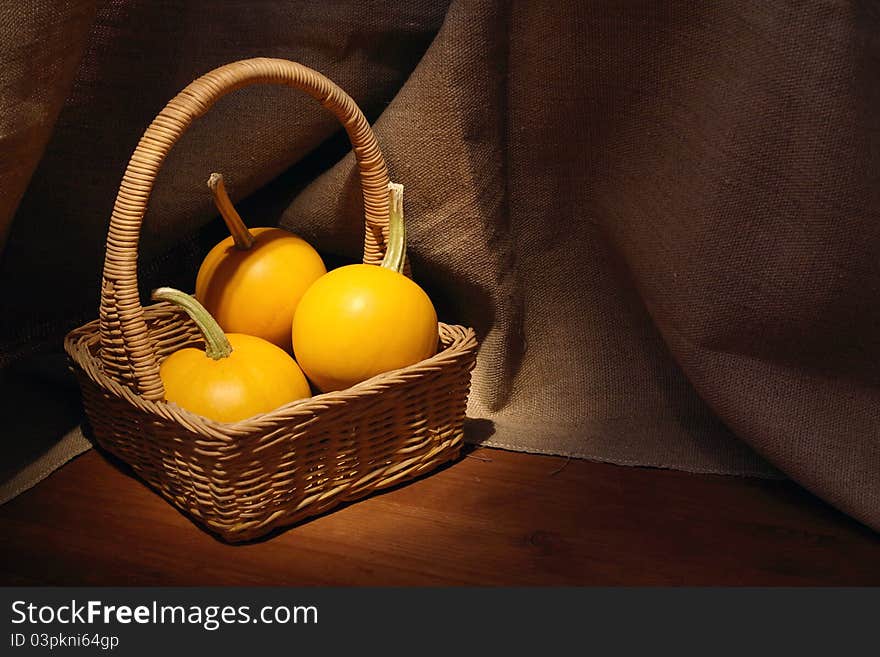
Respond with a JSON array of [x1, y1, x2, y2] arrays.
[[153, 287, 311, 423], [292, 264, 437, 392], [194, 174, 325, 352], [292, 183, 438, 392]]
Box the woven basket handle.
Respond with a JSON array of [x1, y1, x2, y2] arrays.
[[99, 58, 391, 400]]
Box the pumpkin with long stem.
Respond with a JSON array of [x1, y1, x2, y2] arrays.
[[291, 183, 438, 392], [195, 173, 326, 352], [153, 287, 311, 423]]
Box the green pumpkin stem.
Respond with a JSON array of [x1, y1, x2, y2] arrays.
[[151, 287, 232, 360], [208, 173, 254, 250], [381, 182, 406, 274]]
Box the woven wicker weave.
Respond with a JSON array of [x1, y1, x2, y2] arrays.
[[64, 58, 478, 542]]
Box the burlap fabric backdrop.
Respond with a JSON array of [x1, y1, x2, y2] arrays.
[[2, 1, 878, 530]]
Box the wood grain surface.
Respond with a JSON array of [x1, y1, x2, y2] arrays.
[[1, 446, 878, 586]]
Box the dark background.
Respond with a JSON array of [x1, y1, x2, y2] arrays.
[[1, 1, 879, 541]]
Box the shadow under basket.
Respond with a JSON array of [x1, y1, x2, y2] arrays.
[[63, 58, 479, 543]]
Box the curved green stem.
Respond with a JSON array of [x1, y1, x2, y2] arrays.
[[381, 182, 406, 274], [151, 287, 232, 360], [208, 173, 254, 250]]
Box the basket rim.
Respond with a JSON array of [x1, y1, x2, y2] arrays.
[[65, 303, 478, 441]]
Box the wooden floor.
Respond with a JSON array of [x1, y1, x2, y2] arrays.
[[1, 446, 878, 586]]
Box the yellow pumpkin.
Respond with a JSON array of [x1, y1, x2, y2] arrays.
[[292, 183, 438, 392], [195, 173, 326, 352], [152, 287, 311, 423]]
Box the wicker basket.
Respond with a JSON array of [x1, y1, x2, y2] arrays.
[[63, 58, 479, 543]]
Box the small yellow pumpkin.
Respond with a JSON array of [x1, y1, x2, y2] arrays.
[[152, 287, 311, 423], [195, 173, 326, 352], [292, 184, 438, 392]]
